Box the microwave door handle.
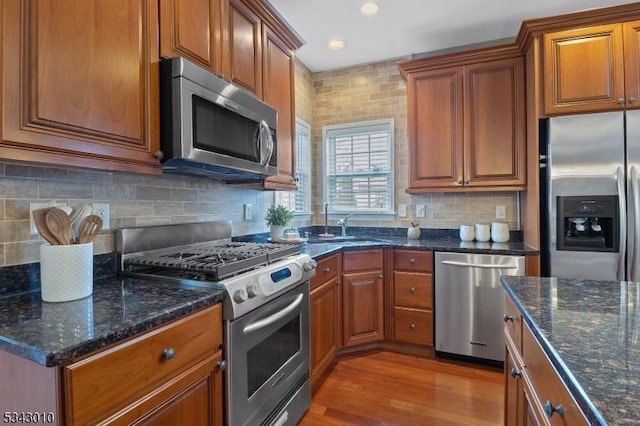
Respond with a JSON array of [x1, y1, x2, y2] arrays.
[[258, 120, 274, 167]]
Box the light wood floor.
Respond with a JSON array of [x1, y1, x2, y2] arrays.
[[299, 350, 504, 425]]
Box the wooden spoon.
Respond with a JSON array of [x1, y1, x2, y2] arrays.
[[45, 207, 72, 245], [77, 214, 103, 244], [32, 207, 59, 245]]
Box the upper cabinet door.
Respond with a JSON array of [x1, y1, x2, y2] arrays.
[[464, 57, 526, 188], [1, 0, 160, 174], [228, 0, 263, 97], [624, 20, 640, 110], [160, 0, 224, 73], [262, 24, 297, 189], [406, 66, 465, 191], [543, 23, 625, 115]]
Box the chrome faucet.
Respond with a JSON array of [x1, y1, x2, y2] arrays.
[[337, 214, 355, 237]]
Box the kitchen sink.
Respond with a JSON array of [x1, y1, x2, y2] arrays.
[[305, 236, 388, 244]]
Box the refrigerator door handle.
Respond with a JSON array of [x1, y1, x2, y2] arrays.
[[630, 166, 640, 281], [617, 166, 627, 281]]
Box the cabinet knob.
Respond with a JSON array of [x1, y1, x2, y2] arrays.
[[162, 348, 176, 360], [457, 178, 463, 185], [409, 258, 415, 263], [543, 401, 565, 418], [630, 97, 638, 104], [323, 267, 331, 273], [503, 314, 514, 323], [409, 287, 416, 293], [464, 179, 470, 185], [217, 360, 227, 371], [410, 323, 416, 329], [154, 150, 165, 160], [618, 98, 626, 105], [510, 367, 522, 378], [379, 274, 384, 279]]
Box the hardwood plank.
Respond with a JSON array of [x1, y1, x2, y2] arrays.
[[300, 350, 503, 425]]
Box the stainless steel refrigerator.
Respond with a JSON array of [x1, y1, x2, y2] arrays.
[[541, 110, 640, 280]]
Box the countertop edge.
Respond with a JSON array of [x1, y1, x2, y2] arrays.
[[501, 278, 607, 426]]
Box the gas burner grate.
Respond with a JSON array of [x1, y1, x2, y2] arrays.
[[124, 241, 300, 281]]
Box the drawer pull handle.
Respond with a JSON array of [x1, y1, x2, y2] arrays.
[[543, 401, 565, 418], [503, 314, 514, 323], [162, 348, 176, 360], [410, 287, 416, 293], [217, 360, 227, 371], [323, 267, 331, 273], [510, 368, 522, 378], [410, 258, 415, 264], [410, 323, 416, 329]]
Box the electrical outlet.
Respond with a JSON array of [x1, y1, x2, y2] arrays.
[[398, 204, 407, 217], [416, 204, 426, 218], [496, 205, 506, 219], [29, 202, 53, 234], [244, 204, 252, 221], [92, 203, 110, 230]]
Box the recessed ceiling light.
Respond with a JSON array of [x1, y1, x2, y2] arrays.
[[328, 39, 346, 50], [360, 2, 379, 15]]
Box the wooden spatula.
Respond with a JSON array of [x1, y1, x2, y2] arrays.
[[33, 207, 59, 245], [45, 207, 72, 245], [77, 215, 103, 244]]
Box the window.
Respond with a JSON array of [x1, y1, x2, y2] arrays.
[[275, 118, 311, 214], [323, 119, 394, 215]]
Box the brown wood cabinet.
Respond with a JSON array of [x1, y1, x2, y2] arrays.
[[391, 250, 433, 346], [228, 0, 263, 96], [0, 0, 161, 175], [400, 48, 526, 192], [159, 0, 227, 74], [342, 250, 384, 347], [309, 254, 342, 388], [503, 294, 588, 425], [0, 305, 223, 426], [543, 20, 640, 115]]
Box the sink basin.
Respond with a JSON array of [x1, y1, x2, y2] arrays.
[[306, 236, 387, 244]]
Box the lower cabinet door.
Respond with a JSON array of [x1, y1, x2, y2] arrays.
[[342, 270, 384, 347], [310, 276, 342, 386]]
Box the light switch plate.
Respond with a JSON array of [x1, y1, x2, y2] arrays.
[[398, 204, 407, 217], [416, 204, 425, 218]]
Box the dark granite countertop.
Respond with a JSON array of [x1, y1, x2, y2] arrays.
[[0, 276, 225, 367], [300, 236, 538, 260], [502, 276, 640, 425]]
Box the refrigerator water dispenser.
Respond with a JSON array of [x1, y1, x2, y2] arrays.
[[556, 195, 619, 252]]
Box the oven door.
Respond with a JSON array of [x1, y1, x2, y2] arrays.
[[225, 282, 310, 426]]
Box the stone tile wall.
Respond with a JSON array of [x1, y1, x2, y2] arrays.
[[309, 56, 519, 230]]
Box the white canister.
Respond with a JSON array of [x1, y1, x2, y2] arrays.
[[460, 224, 475, 241], [491, 222, 510, 242], [474, 223, 491, 242], [40, 243, 93, 302]]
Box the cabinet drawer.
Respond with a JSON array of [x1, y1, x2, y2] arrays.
[[504, 295, 522, 353], [64, 304, 222, 425], [394, 271, 432, 309], [311, 254, 340, 290], [343, 249, 383, 272], [522, 322, 589, 425], [393, 307, 433, 345], [394, 250, 433, 272]]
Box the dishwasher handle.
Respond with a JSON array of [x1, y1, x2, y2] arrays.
[[440, 260, 520, 270]]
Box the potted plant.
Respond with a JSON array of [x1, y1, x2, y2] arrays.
[[265, 204, 294, 241]]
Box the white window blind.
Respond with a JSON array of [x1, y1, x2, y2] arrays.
[[275, 118, 311, 214], [324, 119, 394, 214]]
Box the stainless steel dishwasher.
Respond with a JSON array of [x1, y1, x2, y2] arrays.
[[435, 252, 525, 363]]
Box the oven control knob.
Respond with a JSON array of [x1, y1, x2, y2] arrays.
[[233, 289, 248, 303], [303, 260, 317, 272], [246, 283, 259, 298]]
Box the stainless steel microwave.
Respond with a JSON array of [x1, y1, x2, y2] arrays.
[[159, 57, 277, 181]]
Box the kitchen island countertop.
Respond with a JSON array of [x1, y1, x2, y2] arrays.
[[502, 275, 640, 425], [0, 276, 225, 367]]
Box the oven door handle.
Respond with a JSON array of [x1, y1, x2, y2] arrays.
[[243, 293, 304, 334]]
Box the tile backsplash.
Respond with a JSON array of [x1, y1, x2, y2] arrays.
[[0, 57, 520, 267]]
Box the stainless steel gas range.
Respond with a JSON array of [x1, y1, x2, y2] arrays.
[[116, 221, 316, 426]]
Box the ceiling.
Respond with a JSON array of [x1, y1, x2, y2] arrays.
[[268, 0, 638, 72]]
